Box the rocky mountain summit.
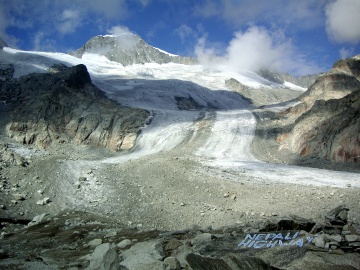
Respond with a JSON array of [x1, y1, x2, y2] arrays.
[[255, 55, 360, 165], [70, 34, 197, 66], [0, 63, 149, 151]]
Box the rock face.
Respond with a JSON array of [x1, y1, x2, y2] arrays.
[[276, 55, 360, 164], [0, 64, 14, 81], [0, 64, 149, 151], [70, 34, 197, 66]]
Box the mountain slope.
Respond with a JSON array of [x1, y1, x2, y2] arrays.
[[70, 33, 197, 66], [273, 55, 360, 164], [0, 64, 149, 151]]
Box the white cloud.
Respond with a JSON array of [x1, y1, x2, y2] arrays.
[[195, 36, 225, 68], [107, 25, 133, 36], [107, 25, 138, 49], [325, 0, 360, 44], [225, 27, 290, 72], [195, 26, 323, 76]]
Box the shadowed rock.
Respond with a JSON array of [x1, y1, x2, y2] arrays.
[[0, 64, 149, 151]]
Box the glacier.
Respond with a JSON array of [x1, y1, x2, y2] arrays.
[[1, 47, 359, 188]]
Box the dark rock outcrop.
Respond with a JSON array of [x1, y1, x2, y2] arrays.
[[70, 34, 197, 66], [0, 64, 14, 81], [0, 64, 149, 151], [276, 55, 360, 164]]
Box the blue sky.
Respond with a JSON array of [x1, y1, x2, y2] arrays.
[[1, 0, 360, 76]]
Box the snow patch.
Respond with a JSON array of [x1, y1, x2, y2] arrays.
[[283, 81, 307, 91]]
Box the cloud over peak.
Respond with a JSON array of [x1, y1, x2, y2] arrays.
[[195, 26, 323, 76]]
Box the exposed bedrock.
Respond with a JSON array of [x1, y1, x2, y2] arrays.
[[275, 55, 360, 164], [0, 64, 149, 151]]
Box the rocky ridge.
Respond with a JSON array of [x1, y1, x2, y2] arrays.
[[257, 68, 320, 89], [255, 55, 360, 165], [70, 34, 197, 66], [0, 63, 149, 151], [225, 78, 303, 107]]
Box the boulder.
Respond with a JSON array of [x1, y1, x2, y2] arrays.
[[87, 243, 120, 270], [27, 213, 50, 227], [119, 240, 165, 270]]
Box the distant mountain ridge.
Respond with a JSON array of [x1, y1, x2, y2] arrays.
[[69, 34, 197, 66], [257, 68, 320, 89]]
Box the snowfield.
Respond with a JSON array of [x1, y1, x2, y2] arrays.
[[1, 47, 359, 188]]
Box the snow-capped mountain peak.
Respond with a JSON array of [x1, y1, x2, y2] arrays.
[[69, 34, 197, 66]]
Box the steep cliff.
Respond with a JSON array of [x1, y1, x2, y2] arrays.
[[276, 55, 360, 163], [0, 64, 149, 151]]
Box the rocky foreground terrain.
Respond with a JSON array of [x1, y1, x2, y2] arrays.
[[1, 204, 360, 269], [0, 42, 359, 269]]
